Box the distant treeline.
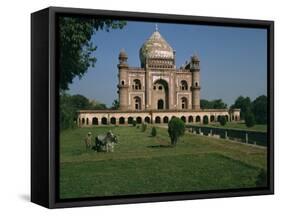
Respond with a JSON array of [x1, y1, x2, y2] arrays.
[[200, 99, 227, 109], [60, 93, 119, 130], [201, 95, 267, 125]]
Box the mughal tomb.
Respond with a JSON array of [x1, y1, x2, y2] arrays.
[[78, 27, 240, 126]]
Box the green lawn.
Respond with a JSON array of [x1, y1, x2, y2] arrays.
[[190, 122, 267, 132], [60, 125, 267, 199]]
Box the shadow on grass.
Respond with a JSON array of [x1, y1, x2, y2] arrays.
[[147, 144, 174, 148]]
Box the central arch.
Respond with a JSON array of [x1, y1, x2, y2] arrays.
[[134, 96, 141, 110], [153, 79, 169, 110], [157, 99, 164, 110]]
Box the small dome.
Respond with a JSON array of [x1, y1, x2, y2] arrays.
[[191, 54, 200, 62], [139, 30, 174, 66], [119, 48, 128, 58]]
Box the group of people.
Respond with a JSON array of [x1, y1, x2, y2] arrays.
[[84, 130, 118, 152]]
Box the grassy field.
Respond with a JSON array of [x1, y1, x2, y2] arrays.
[[60, 125, 267, 199], [192, 122, 267, 132]]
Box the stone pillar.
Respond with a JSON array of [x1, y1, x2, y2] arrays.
[[145, 67, 150, 109], [118, 50, 129, 111], [190, 55, 201, 110]]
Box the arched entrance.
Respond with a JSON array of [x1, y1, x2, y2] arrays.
[[153, 79, 169, 110], [128, 117, 133, 124], [155, 116, 161, 123], [225, 115, 229, 121], [119, 117, 125, 124], [144, 116, 150, 123], [163, 116, 169, 123], [157, 99, 164, 110], [203, 115, 209, 124], [134, 96, 141, 110], [136, 116, 142, 124], [101, 117, 107, 125], [181, 116, 186, 123], [110, 117, 116, 125], [92, 117, 98, 125], [181, 97, 188, 109]]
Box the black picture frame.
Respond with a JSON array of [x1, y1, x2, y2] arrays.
[[31, 6, 274, 208]]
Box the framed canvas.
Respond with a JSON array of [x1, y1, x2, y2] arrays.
[[31, 6, 274, 208]]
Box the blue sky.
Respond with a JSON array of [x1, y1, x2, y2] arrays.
[[68, 21, 267, 107]]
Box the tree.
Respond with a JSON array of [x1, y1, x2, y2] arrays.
[[92, 103, 107, 110], [59, 17, 126, 91], [60, 93, 95, 130], [213, 99, 227, 109], [60, 93, 77, 130], [219, 116, 227, 126], [111, 99, 120, 110], [70, 94, 93, 110], [245, 111, 255, 127], [141, 123, 147, 132], [252, 95, 267, 124], [151, 127, 157, 137], [200, 99, 212, 109], [231, 96, 252, 120], [168, 117, 185, 146], [200, 99, 227, 109]]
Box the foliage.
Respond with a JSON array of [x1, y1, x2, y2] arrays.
[[252, 95, 267, 124], [132, 120, 137, 127], [89, 99, 107, 110], [60, 93, 94, 130], [219, 116, 227, 126], [141, 123, 147, 132], [70, 94, 93, 109], [200, 99, 227, 109], [92, 103, 107, 110], [203, 116, 209, 124], [245, 111, 255, 127], [59, 17, 126, 91], [231, 96, 252, 120], [111, 99, 120, 110], [255, 169, 267, 187], [60, 93, 92, 130], [151, 126, 157, 137], [168, 117, 186, 146]]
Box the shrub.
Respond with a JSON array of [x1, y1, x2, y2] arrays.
[[141, 123, 147, 132], [203, 116, 209, 125], [219, 116, 227, 126], [151, 127, 157, 137], [132, 120, 137, 127], [245, 111, 255, 127], [168, 117, 185, 146]]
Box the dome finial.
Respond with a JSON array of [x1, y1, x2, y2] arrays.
[[155, 23, 158, 32]]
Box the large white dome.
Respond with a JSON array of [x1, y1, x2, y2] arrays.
[[139, 30, 174, 66]]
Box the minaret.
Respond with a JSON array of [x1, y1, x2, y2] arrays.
[[117, 49, 129, 111], [190, 54, 201, 110]]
